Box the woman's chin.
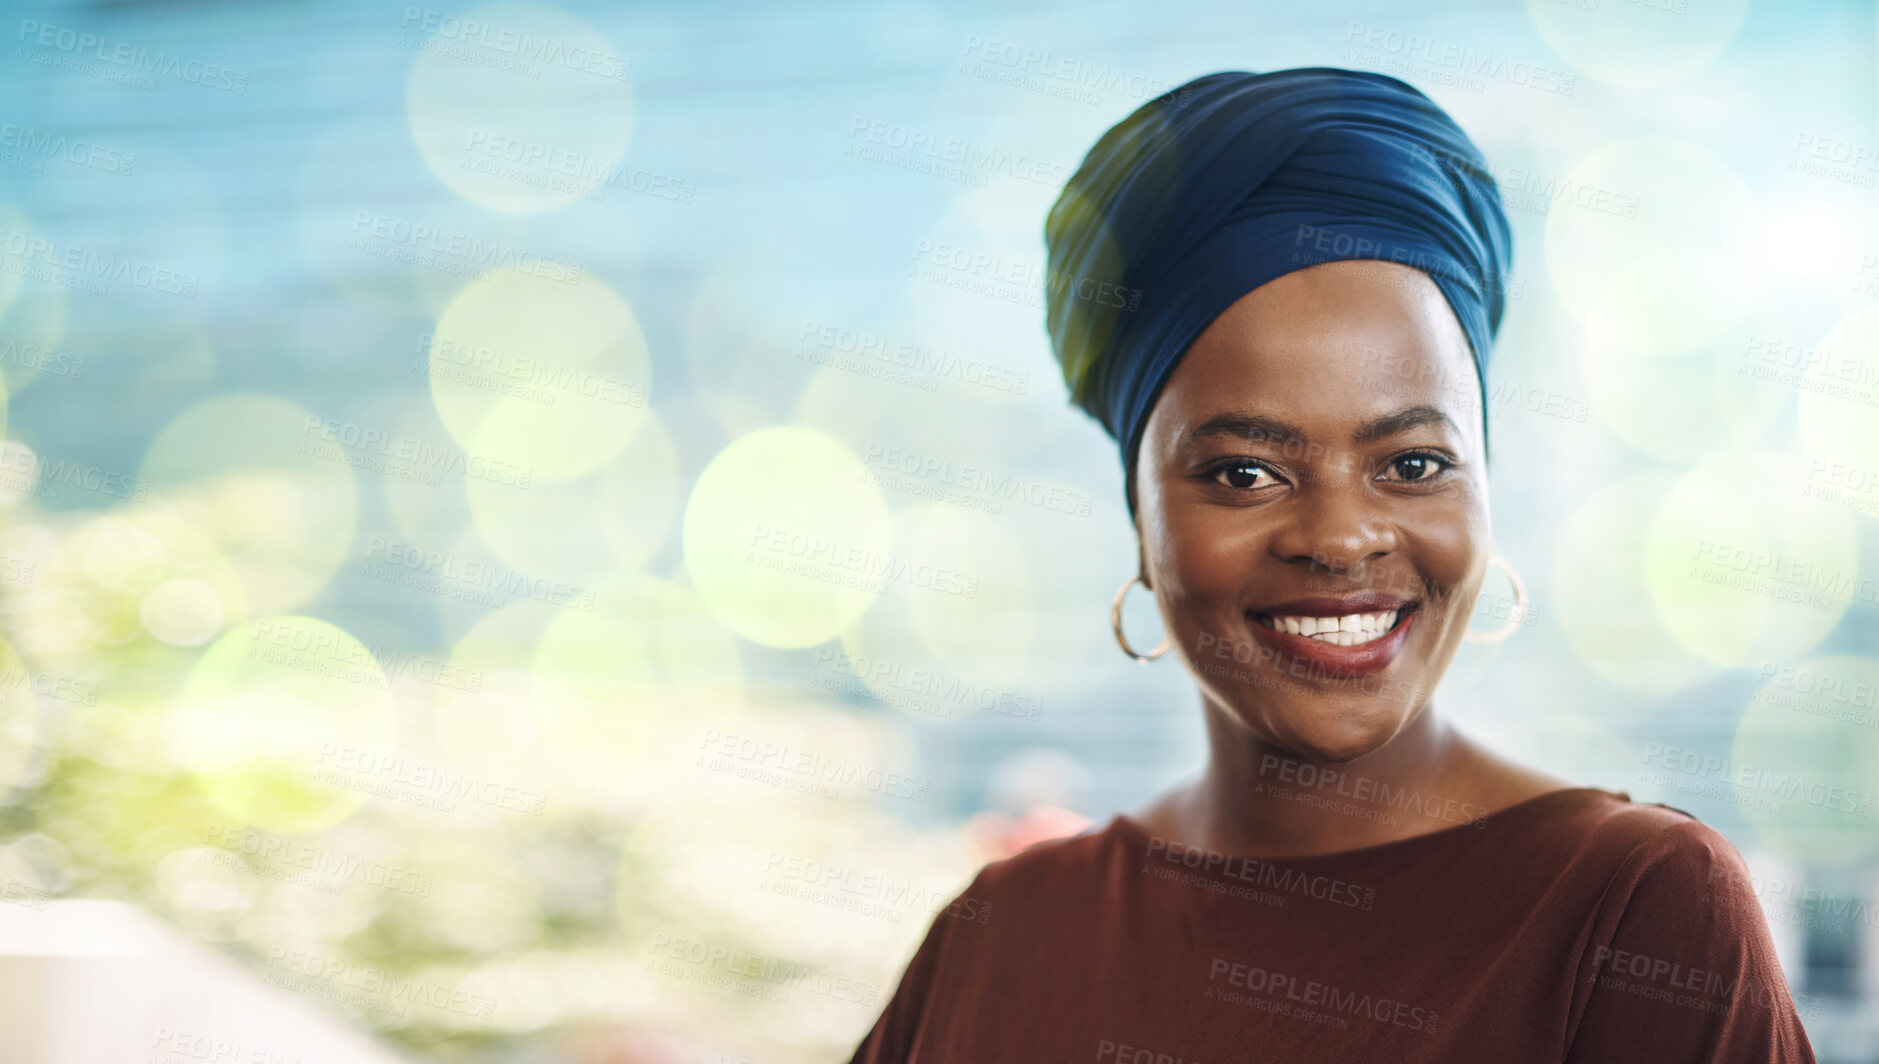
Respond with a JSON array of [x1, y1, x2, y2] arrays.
[[1243, 707, 1408, 764]]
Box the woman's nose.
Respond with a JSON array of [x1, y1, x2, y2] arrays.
[[1268, 479, 1399, 577]]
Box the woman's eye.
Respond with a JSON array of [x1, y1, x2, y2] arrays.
[[1383, 452, 1451, 482], [1211, 461, 1275, 490]]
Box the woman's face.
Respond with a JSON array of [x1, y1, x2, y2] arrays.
[[1133, 259, 1490, 763]]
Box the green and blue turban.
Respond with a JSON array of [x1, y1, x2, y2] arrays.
[[1043, 67, 1515, 517]]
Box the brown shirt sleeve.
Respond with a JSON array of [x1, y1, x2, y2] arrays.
[[1563, 814, 1818, 1064], [844, 873, 974, 1064]]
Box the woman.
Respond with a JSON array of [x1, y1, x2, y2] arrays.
[[846, 68, 1818, 1063]]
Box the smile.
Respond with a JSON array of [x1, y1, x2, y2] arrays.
[[1244, 603, 1420, 679], [1253, 609, 1405, 647]]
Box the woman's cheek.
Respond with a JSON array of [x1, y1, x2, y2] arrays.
[[1167, 541, 1247, 619]]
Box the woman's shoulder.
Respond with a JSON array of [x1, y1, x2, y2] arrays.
[[956, 815, 1132, 903], [946, 790, 1745, 900], [1506, 788, 1772, 933], [1588, 796, 1759, 897], [1537, 788, 1737, 866]]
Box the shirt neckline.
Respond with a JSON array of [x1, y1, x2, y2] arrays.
[[1107, 785, 1628, 867]]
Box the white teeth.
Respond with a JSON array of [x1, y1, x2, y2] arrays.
[[1258, 609, 1401, 645]]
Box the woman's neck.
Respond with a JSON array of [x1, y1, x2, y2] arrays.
[[1144, 701, 1536, 859]]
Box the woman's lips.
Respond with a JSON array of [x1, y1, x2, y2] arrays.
[[1243, 604, 1418, 680]]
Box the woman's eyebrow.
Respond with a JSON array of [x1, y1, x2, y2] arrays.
[[1351, 404, 1460, 445], [1186, 404, 1459, 448], [1187, 412, 1306, 448]]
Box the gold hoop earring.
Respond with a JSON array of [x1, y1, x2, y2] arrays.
[[1112, 574, 1169, 663], [1463, 553, 1527, 643]]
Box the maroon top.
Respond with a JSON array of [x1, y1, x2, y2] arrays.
[[847, 787, 1818, 1063]]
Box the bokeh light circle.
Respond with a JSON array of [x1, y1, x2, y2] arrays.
[[139, 578, 228, 648], [1525, 0, 1748, 90], [898, 503, 1033, 686], [428, 267, 651, 481], [833, 505, 1038, 724], [1796, 304, 1879, 487], [0, 638, 38, 794], [1579, 328, 1789, 465], [1545, 139, 1756, 355], [1731, 655, 1879, 863], [464, 408, 679, 586], [169, 617, 398, 833], [1555, 471, 1719, 696], [532, 573, 743, 804], [683, 426, 891, 648], [1644, 450, 1857, 668], [404, 2, 635, 213], [139, 394, 358, 616]]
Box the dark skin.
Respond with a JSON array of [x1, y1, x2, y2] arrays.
[[1125, 259, 1573, 860]]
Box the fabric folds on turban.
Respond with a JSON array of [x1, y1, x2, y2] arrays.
[[1042, 67, 1514, 517]]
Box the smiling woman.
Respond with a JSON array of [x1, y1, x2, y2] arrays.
[[848, 67, 1818, 1064]]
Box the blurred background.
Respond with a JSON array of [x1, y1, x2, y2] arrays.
[[0, 0, 1876, 1060]]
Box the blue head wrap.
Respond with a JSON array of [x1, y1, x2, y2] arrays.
[[1043, 67, 1514, 518]]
